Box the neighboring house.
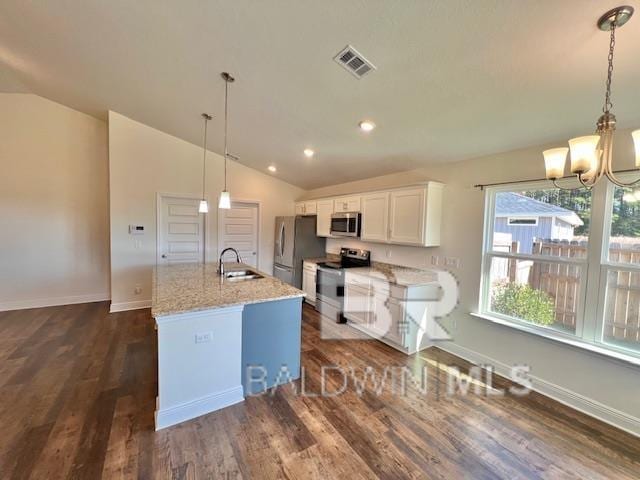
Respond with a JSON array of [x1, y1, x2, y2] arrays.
[[494, 192, 583, 254]]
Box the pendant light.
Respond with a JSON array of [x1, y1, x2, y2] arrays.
[[219, 72, 235, 209], [543, 6, 640, 189], [198, 113, 212, 213]]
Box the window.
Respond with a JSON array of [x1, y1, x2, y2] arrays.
[[507, 217, 538, 226], [480, 180, 640, 361], [601, 185, 640, 354]]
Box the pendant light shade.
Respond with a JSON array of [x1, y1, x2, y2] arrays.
[[218, 191, 231, 209], [569, 135, 600, 175], [543, 148, 568, 180], [199, 113, 212, 213]]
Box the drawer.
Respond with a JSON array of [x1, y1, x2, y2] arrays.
[[345, 272, 371, 288], [345, 282, 370, 296], [303, 261, 317, 272], [370, 278, 406, 300]]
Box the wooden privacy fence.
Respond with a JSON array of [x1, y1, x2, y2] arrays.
[[528, 240, 585, 332], [507, 239, 640, 345], [605, 243, 640, 344]]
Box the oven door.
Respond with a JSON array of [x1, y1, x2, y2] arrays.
[[330, 212, 360, 237]]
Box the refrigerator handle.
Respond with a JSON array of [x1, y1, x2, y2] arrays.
[[280, 223, 285, 258]]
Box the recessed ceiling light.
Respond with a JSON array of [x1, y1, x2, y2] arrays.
[[268, 165, 277, 172], [303, 148, 314, 158], [359, 120, 376, 132]]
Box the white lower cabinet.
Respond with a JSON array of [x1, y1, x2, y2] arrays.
[[343, 271, 435, 354], [302, 261, 317, 305], [344, 281, 371, 326]]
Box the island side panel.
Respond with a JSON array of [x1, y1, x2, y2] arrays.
[[242, 297, 303, 395], [155, 305, 245, 430]]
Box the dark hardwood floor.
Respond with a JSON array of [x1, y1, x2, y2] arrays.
[[1, 301, 639, 479]]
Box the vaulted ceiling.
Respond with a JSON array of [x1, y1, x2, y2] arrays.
[[1, 1, 639, 188]]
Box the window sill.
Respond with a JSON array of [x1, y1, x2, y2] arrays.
[[470, 312, 640, 369]]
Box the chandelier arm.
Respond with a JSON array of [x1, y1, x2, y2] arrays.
[[552, 178, 583, 191], [605, 171, 640, 187], [576, 174, 595, 190]]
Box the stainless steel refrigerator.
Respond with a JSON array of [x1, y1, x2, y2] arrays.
[[273, 216, 326, 288]]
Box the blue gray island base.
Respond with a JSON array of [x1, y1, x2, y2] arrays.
[[242, 297, 303, 395]]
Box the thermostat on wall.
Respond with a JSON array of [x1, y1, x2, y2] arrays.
[[129, 225, 145, 235]]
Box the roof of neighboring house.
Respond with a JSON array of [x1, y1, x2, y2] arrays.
[[495, 192, 583, 226]]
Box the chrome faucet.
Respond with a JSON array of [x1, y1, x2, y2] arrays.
[[218, 247, 242, 275]]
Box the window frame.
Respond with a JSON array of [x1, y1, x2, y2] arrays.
[[478, 178, 640, 362], [594, 176, 640, 357]]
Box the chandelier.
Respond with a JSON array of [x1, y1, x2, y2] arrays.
[[544, 6, 640, 189]]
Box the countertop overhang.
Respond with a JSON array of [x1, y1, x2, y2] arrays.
[[152, 262, 305, 318]]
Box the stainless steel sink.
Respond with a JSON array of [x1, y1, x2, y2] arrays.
[[223, 269, 264, 281]]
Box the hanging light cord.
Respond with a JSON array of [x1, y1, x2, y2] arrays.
[[223, 78, 229, 191], [202, 115, 209, 199]]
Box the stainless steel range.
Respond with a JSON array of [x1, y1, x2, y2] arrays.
[[316, 247, 370, 323]]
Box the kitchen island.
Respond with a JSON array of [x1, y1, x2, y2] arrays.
[[151, 262, 305, 430]]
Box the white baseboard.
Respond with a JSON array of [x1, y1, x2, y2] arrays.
[[155, 385, 244, 430], [0, 293, 110, 312], [109, 299, 151, 313], [435, 342, 640, 438]]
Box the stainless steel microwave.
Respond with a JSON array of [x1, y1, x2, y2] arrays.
[[330, 212, 361, 237]]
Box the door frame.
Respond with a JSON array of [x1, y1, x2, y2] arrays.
[[217, 199, 262, 269], [156, 192, 209, 265]]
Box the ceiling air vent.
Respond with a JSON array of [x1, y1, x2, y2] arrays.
[[333, 45, 376, 79]]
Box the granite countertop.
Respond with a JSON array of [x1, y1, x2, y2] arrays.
[[302, 253, 339, 265], [151, 262, 305, 318], [347, 262, 439, 287]]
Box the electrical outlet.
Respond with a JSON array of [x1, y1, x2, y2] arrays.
[[134, 285, 142, 295], [444, 257, 460, 268], [386, 249, 392, 259], [195, 332, 212, 344], [431, 255, 439, 266]]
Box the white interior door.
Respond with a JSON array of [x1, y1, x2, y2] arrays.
[[218, 201, 259, 268], [158, 195, 205, 265]]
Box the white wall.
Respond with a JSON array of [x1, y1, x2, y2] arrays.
[[108, 112, 304, 311], [0, 94, 110, 310], [302, 129, 640, 433]]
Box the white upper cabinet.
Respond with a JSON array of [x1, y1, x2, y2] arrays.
[[333, 195, 361, 213], [304, 201, 317, 215], [299, 182, 443, 244], [316, 199, 334, 237], [389, 183, 443, 246], [360, 192, 389, 242], [389, 188, 426, 245], [295, 201, 317, 215]]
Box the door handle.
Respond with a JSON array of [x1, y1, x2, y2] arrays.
[[161, 254, 167, 258], [280, 225, 285, 257]]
